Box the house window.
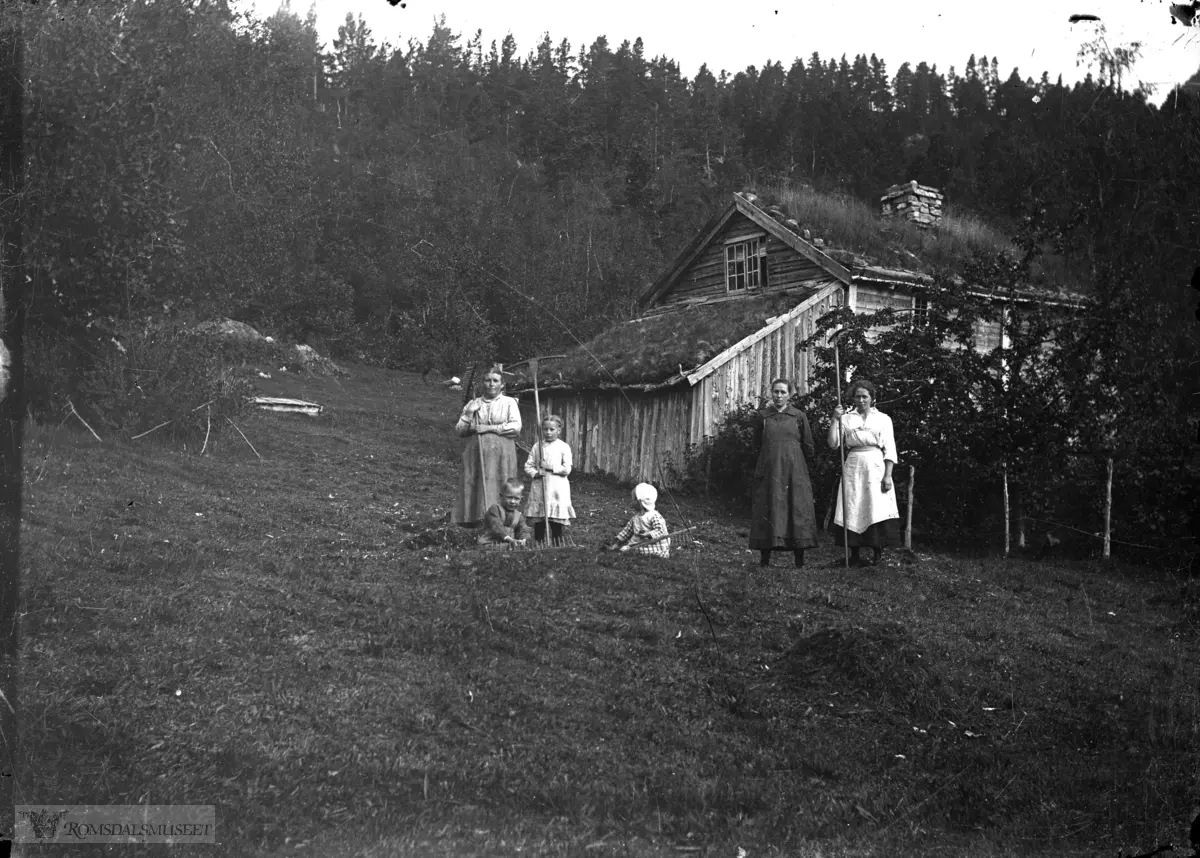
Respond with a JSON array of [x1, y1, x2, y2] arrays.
[[726, 238, 764, 292], [913, 295, 930, 328]]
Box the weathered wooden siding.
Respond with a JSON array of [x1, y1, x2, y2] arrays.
[[855, 283, 914, 313], [854, 282, 913, 343], [854, 281, 1004, 352], [792, 287, 844, 396], [517, 388, 694, 486], [689, 285, 844, 445], [662, 213, 827, 307]]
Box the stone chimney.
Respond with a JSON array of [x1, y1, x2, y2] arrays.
[[881, 181, 943, 229]]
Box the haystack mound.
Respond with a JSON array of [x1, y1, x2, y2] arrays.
[[195, 318, 267, 343], [292, 344, 347, 377], [775, 622, 949, 717]]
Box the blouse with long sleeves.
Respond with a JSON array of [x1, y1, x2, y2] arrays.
[[523, 438, 573, 478], [828, 408, 898, 464], [522, 438, 576, 521], [455, 395, 522, 438]]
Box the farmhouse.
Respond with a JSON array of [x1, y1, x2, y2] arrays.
[[509, 183, 1081, 486]]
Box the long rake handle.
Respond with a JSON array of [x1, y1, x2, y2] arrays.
[[530, 359, 550, 543], [622, 525, 696, 549], [834, 343, 850, 569]]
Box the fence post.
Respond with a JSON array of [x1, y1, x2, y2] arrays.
[[1102, 456, 1113, 560], [1002, 462, 1010, 557], [904, 464, 915, 550]]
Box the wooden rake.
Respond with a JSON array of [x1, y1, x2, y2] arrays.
[[470, 524, 701, 554], [505, 354, 566, 549]]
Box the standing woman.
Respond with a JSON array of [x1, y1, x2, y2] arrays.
[[827, 378, 900, 566], [453, 366, 522, 527], [749, 378, 819, 568]]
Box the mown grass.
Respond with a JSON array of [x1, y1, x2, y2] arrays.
[[19, 364, 1198, 857], [768, 184, 1081, 292]]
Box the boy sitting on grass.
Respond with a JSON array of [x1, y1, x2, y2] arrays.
[[607, 483, 670, 558], [478, 478, 531, 549]]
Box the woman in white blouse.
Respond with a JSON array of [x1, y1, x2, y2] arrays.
[[453, 367, 522, 527], [826, 378, 901, 566]]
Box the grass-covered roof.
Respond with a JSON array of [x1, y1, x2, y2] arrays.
[[758, 184, 1087, 294], [508, 289, 817, 392]]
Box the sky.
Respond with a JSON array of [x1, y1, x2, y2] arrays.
[[244, 0, 1200, 97]]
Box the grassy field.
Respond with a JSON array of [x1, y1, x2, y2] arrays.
[[18, 363, 1199, 857]]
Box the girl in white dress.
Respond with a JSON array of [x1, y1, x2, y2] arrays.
[[523, 414, 577, 545], [827, 378, 901, 566]]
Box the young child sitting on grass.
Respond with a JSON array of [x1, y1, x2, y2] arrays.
[[478, 478, 531, 549], [607, 483, 670, 557]]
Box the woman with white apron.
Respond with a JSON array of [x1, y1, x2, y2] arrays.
[[827, 378, 900, 566]]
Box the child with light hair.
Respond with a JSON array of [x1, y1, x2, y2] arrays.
[[523, 414, 576, 545], [607, 483, 670, 557], [477, 478, 531, 549]]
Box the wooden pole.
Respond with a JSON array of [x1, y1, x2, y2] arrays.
[[474, 365, 490, 518], [904, 464, 914, 550], [1102, 456, 1113, 560], [1002, 462, 1010, 557], [833, 339, 849, 568], [531, 358, 550, 546], [0, 17, 24, 840], [475, 411, 488, 516]]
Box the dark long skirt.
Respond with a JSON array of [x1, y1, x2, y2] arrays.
[[829, 519, 901, 548], [749, 408, 819, 551]]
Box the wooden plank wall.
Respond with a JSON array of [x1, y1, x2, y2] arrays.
[[664, 213, 826, 306], [518, 388, 694, 486], [793, 287, 844, 396], [855, 283, 913, 343], [854, 282, 1002, 352], [689, 285, 844, 445]]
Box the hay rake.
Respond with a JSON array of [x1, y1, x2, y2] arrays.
[[469, 524, 699, 554], [456, 353, 702, 558]]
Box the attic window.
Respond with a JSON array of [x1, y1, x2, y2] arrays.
[[726, 237, 765, 293]]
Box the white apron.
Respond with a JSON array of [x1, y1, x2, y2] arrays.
[[832, 410, 900, 534]]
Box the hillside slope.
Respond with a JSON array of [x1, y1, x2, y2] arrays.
[[17, 364, 1198, 857]]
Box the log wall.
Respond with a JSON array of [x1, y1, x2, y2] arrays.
[[664, 213, 827, 306]]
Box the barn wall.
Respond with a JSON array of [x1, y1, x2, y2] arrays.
[[663, 213, 828, 307], [517, 387, 695, 487], [690, 285, 844, 445]]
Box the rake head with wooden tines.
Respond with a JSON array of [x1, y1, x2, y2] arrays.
[[472, 525, 699, 554]]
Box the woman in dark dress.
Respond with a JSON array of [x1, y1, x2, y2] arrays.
[[749, 378, 819, 568]]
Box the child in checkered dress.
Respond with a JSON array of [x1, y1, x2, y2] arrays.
[[608, 483, 670, 557]]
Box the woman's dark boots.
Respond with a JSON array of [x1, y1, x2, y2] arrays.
[[761, 549, 805, 568]]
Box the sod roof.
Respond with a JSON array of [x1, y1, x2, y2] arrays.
[[508, 288, 820, 392]]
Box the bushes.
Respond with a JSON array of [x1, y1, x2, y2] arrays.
[[667, 400, 770, 503], [702, 402, 762, 503], [75, 321, 256, 444]]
